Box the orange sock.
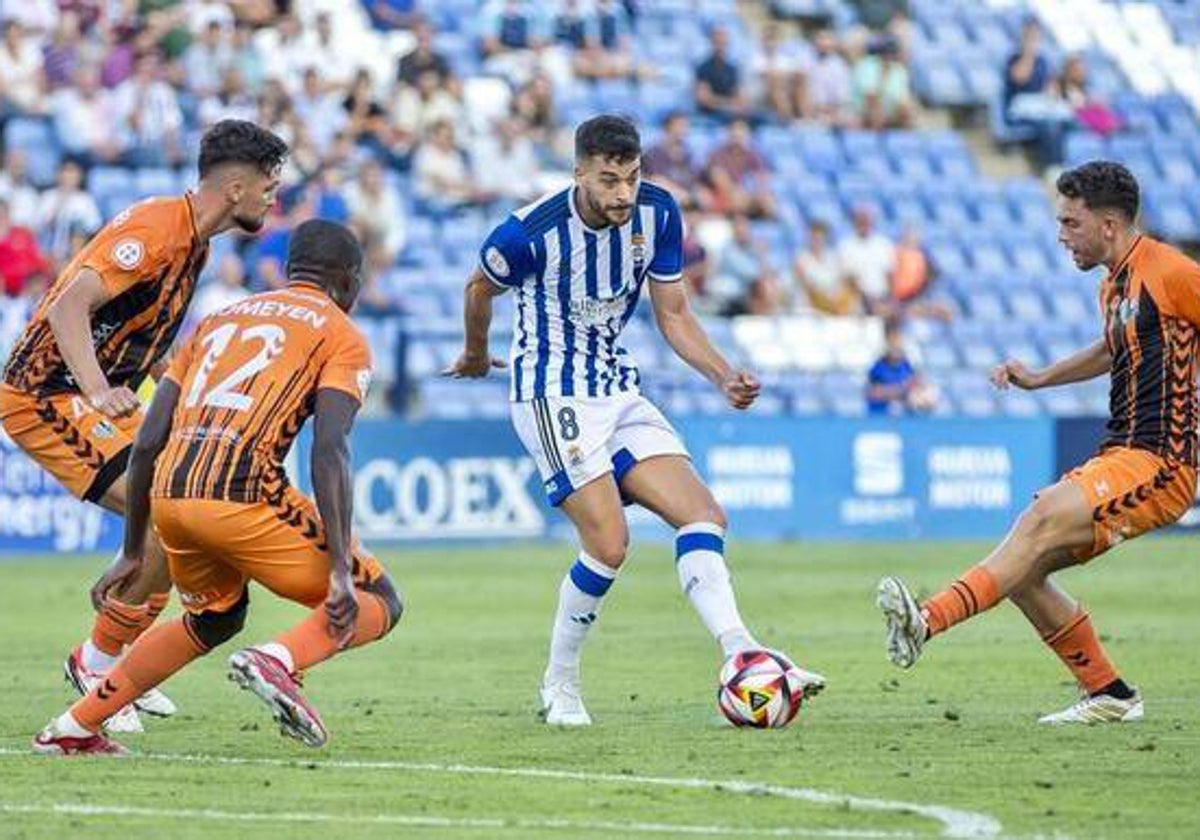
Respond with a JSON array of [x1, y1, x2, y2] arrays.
[[274, 591, 391, 672], [922, 566, 1001, 638], [90, 592, 170, 657], [71, 617, 206, 731], [1042, 608, 1119, 695]]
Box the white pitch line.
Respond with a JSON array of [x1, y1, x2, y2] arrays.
[[0, 748, 1000, 839], [0, 802, 913, 838]]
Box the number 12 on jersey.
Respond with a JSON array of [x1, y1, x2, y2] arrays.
[[184, 323, 286, 411]]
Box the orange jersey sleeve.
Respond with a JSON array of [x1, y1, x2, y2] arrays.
[[1159, 250, 1200, 329], [315, 322, 373, 404], [162, 330, 198, 388], [79, 199, 188, 298]]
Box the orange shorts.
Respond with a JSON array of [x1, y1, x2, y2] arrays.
[[152, 485, 386, 615], [0, 383, 142, 503], [1063, 446, 1196, 560]]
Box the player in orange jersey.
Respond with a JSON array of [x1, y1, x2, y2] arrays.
[[1, 119, 288, 731], [33, 219, 402, 755], [877, 161, 1200, 723]]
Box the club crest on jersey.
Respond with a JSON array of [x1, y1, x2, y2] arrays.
[[111, 238, 145, 270], [631, 233, 647, 270], [485, 246, 509, 279]]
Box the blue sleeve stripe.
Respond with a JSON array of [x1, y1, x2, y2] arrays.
[[570, 559, 614, 597], [545, 467, 574, 506], [558, 221, 576, 397], [676, 532, 725, 558]]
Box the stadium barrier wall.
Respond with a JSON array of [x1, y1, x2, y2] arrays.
[[3, 416, 1067, 554]]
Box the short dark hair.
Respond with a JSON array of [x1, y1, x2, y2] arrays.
[[1056, 161, 1140, 221], [575, 114, 641, 163], [198, 119, 289, 179], [287, 219, 362, 284]]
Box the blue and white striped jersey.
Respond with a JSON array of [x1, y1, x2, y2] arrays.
[[478, 181, 683, 402]]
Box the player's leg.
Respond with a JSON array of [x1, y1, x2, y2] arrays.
[[64, 470, 180, 726], [879, 478, 1093, 668], [34, 510, 248, 755], [538, 474, 629, 724], [216, 489, 402, 746], [510, 397, 631, 725]]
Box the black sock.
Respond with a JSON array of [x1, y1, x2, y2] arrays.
[[1093, 678, 1135, 700]]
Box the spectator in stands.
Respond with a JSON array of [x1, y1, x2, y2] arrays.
[[471, 116, 543, 204], [480, 0, 550, 85], [794, 219, 858, 316], [556, 0, 635, 81], [1057, 54, 1121, 137], [346, 159, 407, 267], [2, 0, 59, 36], [52, 66, 121, 166], [343, 69, 392, 159], [752, 27, 811, 123], [42, 10, 84, 91], [703, 119, 776, 219], [393, 67, 464, 154], [230, 21, 264, 88], [0, 198, 52, 298], [192, 252, 250, 320], [0, 20, 47, 118], [511, 70, 557, 145], [397, 19, 452, 88], [413, 120, 493, 213], [0, 150, 42, 229], [710, 216, 776, 316], [695, 25, 751, 122], [852, 37, 913, 130], [838, 205, 895, 315], [292, 66, 347, 155], [805, 28, 851, 127], [866, 318, 936, 415], [303, 12, 354, 91], [35, 160, 101, 264], [643, 111, 712, 212], [199, 66, 257, 126], [256, 13, 308, 87], [183, 19, 233, 98], [1002, 19, 1070, 165], [111, 50, 184, 167]]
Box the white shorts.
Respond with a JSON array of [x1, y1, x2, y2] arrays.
[[511, 392, 689, 506]]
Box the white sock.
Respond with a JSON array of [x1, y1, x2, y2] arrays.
[[55, 710, 94, 737], [81, 639, 119, 673], [675, 523, 758, 657], [545, 551, 617, 685], [255, 642, 295, 673]]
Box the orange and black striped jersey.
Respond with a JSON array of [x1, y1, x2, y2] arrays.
[[3, 195, 208, 397], [152, 284, 372, 503], [1100, 235, 1200, 466]]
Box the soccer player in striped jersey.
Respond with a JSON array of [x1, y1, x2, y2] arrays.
[[878, 162, 1200, 724], [448, 115, 825, 725]]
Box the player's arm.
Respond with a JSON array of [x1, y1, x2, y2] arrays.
[[46, 267, 140, 418], [445, 268, 508, 378], [650, 279, 759, 410], [991, 338, 1110, 391], [89, 378, 180, 608], [312, 388, 362, 649]]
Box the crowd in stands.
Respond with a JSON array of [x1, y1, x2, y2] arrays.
[[1, 0, 1197, 419]]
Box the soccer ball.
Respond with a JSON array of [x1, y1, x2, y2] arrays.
[[717, 649, 806, 729]]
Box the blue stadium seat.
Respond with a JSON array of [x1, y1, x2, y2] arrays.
[[1038, 389, 1083, 416], [961, 289, 1007, 322], [972, 193, 1014, 227], [925, 237, 968, 277], [968, 240, 1012, 279], [959, 338, 1001, 368], [134, 168, 177, 197], [919, 340, 960, 371], [1064, 132, 1107, 167], [1006, 287, 1048, 322], [1007, 235, 1052, 276], [87, 166, 134, 197], [998, 388, 1040, 417], [1048, 290, 1093, 324], [4, 117, 61, 188]]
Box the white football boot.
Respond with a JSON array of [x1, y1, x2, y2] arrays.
[[539, 679, 592, 726], [1038, 690, 1143, 725], [63, 649, 144, 733], [876, 576, 928, 669], [32, 715, 129, 756]]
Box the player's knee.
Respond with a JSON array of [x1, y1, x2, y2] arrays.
[[588, 530, 629, 569], [185, 591, 249, 651], [1018, 496, 1071, 558], [363, 575, 404, 632]]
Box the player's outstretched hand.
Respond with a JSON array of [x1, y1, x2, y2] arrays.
[[90, 553, 146, 611], [990, 359, 1042, 391], [88, 385, 140, 419], [442, 352, 507, 379], [721, 369, 761, 410], [324, 571, 359, 650]]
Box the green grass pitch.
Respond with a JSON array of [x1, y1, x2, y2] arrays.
[[1, 537, 1197, 839]]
